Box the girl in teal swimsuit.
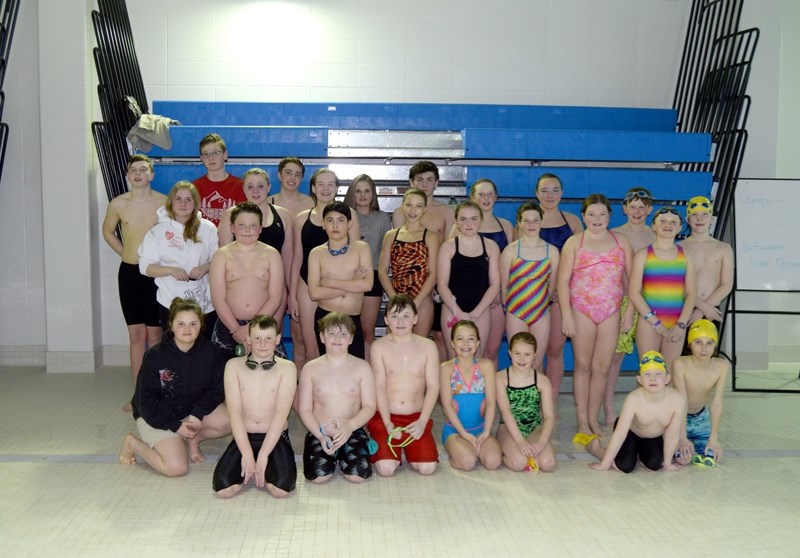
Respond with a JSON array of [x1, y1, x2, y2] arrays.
[[439, 320, 502, 471], [496, 332, 556, 472]]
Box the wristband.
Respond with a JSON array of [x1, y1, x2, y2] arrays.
[[651, 320, 662, 329], [644, 311, 656, 320], [676, 321, 687, 330]]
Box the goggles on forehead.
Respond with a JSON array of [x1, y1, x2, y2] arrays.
[[623, 189, 653, 202], [641, 353, 666, 365], [688, 200, 712, 211], [653, 207, 681, 218]]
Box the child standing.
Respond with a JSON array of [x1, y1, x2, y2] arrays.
[[439, 320, 502, 471], [495, 332, 556, 472]]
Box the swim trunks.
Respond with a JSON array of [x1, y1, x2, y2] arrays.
[[613, 417, 664, 473], [367, 411, 438, 463], [365, 269, 383, 298], [569, 232, 625, 324], [314, 306, 365, 359], [448, 236, 489, 314], [642, 244, 687, 328], [685, 406, 711, 454], [499, 368, 542, 438], [118, 262, 161, 327], [442, 359, 486, 444], [303, 427, 373, 481], [505, 242, 551, 326], [615, 296, 637, 354], [390, 228, 429, 299], [212, 430, 297, 494]]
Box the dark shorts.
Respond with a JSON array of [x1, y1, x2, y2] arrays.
[[118, 262, 160, 327], [431, 299, 442, 333], [613, 418, 664, 473], [314, 307, 365, 359], [211, 318, 248, 360], [212, 430, 296, 494], [303, 428, 373, 481], [365, 270, 383, 298], [367, 411, 438, 464]]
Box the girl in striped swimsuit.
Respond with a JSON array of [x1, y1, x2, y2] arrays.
[[500, 201, 560, 372]]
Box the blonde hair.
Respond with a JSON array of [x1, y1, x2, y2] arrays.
[[166, 181, 202, 242]]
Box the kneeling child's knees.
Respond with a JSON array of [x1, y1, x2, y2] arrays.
[[413, 462, 437, 476], [483, 456, 502, 471], [267, 486, 292, 499], [451, 457, 477, 471], [506, 455, 528, 472], [164, 464, 188, 477], [538, 457, 556, 472], [374, 461, 399, 477], [344, 474, 367, 484]]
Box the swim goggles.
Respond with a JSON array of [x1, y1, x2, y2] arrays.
[[388, 426, 414, 458], [245, 354, 276, 370], [653, 207, 681, 218], [640, 353, 666, 365], [327, 241, 349, 256], [687, 198, 712, 215], [692, 454, 716, 468], [623, 189, 653, 202], [319, 419, 341, 450]]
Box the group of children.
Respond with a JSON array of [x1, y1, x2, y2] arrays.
[[107, 134, 732, 498]]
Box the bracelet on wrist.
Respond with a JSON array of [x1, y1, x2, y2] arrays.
[[644, 311, 656, 320], [651, 320, 662, 329]]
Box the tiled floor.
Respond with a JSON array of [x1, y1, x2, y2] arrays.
[[0, 365, 798, 557]]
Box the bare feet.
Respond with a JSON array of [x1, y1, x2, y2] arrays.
[[589, 421, 604, 438], [119, 434, 138, 465], [121, 402, 133, 413], [187, 441, 205, 464]]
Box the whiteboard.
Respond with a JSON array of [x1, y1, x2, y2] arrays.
[[735, 179, 800, 291]]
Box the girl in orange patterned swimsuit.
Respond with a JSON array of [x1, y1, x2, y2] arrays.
[[378, 188, 440, 337]]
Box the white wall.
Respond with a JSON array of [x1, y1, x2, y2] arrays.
[[0, 0, 795, 367]]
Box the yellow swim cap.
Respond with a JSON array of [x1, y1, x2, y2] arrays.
[[639, 350, 667, 375], [687, 319, 718, 344], [687, 195, 712, 215]]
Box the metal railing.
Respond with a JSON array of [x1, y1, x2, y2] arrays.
[[0, 0, 21, 184]]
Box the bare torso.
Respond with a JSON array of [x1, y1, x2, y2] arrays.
[[679, 236, 733, 301], [106, 190, 167, 264], [628, 387, 684, 438], [230, 358, 294, 432], [272, 192, 314, 219], [673, 356, 726, 413], [312, 242, 370, 315], [613, 224, 656, 254], [218, 242, 280, 319], [307, 356, 369, 426], [375, 334, 435, 415]]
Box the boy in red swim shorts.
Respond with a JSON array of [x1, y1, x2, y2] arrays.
[[368, 294, 440, 476]]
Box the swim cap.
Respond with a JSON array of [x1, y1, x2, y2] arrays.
[[639, 350, 667, 375], [687, 195, 712, 215], [687, 319, 718, 344]]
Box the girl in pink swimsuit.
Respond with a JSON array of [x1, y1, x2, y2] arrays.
[[557, 194, 634, 438]]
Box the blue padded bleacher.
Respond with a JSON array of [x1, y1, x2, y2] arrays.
[[462, 129, 711, 162], [147, 126, 327, 158], [153, 101, 678, 132]]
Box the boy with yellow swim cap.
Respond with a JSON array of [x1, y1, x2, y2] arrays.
[[671, 319, 729, 464], [587, 350, 687, 473]]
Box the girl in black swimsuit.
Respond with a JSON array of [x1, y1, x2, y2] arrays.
[[437, 201, 501, 360]]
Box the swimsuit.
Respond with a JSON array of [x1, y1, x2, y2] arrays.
[[257, 204, 285, 253], [478, 217, 509, 252], [642, 244, 687, 328], [390, 229, 430, 299], [685, 406, 711, 454], [213, 430, 297, 493], [299, 211, 328, 284], [499, 368, 543, 438], [118, 262, 160, 327], [441, 359, 486, 444], [505, 242, 551, 326], [449, 237, 490, 314], [303, 427, 373, 481], [540, 211, 573, 251], [367, 412, 438, 463], [569, 232, 626, 324]]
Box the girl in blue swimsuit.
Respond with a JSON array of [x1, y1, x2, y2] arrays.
[[439, 320, 502, 471], [534, 173, 583, 413], [470, 179, 514, 366]]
